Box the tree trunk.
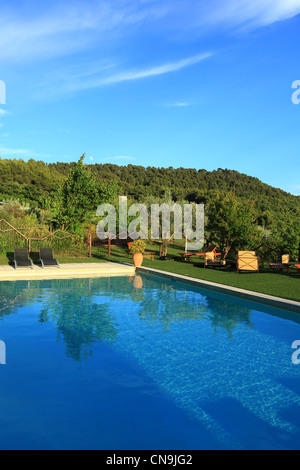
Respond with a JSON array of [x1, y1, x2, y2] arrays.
[[223, 245, 231, 260], [161, 239, 168, 258]]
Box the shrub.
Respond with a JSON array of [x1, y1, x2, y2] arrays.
[[129, 239, 147, 254]]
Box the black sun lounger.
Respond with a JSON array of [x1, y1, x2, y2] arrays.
[[39, 248, 60, 268], [14, 248, 34, 269]]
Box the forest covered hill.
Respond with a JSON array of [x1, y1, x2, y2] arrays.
[[0, 157, 299, 231]]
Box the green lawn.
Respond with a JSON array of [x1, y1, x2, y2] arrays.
[[1, 241, 299, 302], [102, 242, 300, 303]]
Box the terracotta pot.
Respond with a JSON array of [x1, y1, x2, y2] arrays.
[[133, 253, 143, 267]]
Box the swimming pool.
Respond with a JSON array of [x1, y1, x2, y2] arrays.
[[0, 273, 300, 450]]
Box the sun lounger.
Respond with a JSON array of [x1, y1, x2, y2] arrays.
[[204, 251, 226, 268], [178, 244, 220, 262], [39, 248, 60, 268], [14, 248, 34, 269], [270, 255, 300, 274], [269, 254, 290, 273]]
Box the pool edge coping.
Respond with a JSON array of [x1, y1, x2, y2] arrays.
[[136, 266, 300, 313]]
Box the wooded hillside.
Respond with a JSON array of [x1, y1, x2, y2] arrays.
[[0, 158, 299, 231]]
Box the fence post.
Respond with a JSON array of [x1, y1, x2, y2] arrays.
[[88, 227, 92, 258]]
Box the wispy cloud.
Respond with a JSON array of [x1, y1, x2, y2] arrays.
[[1, 1, 300, 103], [207, 0, 300, 28], [33, 52, 212, 97], [0, 1, 166, 63], [0, 146, 52, 159], [0, 110, 10, 117], [165, 101, 191, 107], [100, 53, 212, 86], [161, 0, 300, 32], [0, 147, 32, 157], [2, 1, 299, 65]]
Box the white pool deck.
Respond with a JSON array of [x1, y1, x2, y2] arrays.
[[0, 262, 135, 281]]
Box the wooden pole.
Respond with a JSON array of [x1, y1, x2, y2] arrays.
[[108, 236, 111, 257], [88, 227, 92, 258]]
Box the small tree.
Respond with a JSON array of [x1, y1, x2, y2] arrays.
[[49, 155, 118, 233], [207, 191, 261, 259]]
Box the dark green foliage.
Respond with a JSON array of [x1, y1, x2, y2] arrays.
[[0, 158, 299, 251], [206, 191, 262, 259]]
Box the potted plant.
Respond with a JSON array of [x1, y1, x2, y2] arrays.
[[129, 239, 147, 267]]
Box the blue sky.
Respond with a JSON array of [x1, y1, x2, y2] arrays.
[[0, 0, 300, 194]]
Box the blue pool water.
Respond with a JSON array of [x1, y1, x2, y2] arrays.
[[0, 273, 300, 450]]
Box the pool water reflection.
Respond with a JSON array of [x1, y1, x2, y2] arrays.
[[0, 273, 300, 450]]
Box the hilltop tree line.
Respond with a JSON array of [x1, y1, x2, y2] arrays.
[[0, 157, 299, 227]]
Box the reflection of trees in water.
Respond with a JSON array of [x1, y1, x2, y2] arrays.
[[0, 278, 118, 362], [130, 277, 252, 335], [46, 295, 117, 362], [0, 275, 253, 361], [205, 297, 253, 337], [0, 280, 39, 318], [38, 278, 118, 362], [137, 283, 208, 331]]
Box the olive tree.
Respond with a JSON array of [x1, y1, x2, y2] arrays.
[[207, 191, 262, 259]]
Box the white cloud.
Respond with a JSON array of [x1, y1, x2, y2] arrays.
[[0, 110, 10, 117], [1, 1, 299, 65], [1, 0, 300, 102], [33, 53, 212, 98], [0, 146, 52, 159], [0, 1, 166, 62], [165, 101, 191, 107], [201, 0, 300, 29], [100, 53, 212, 86], [0, 147, 32, 156]]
